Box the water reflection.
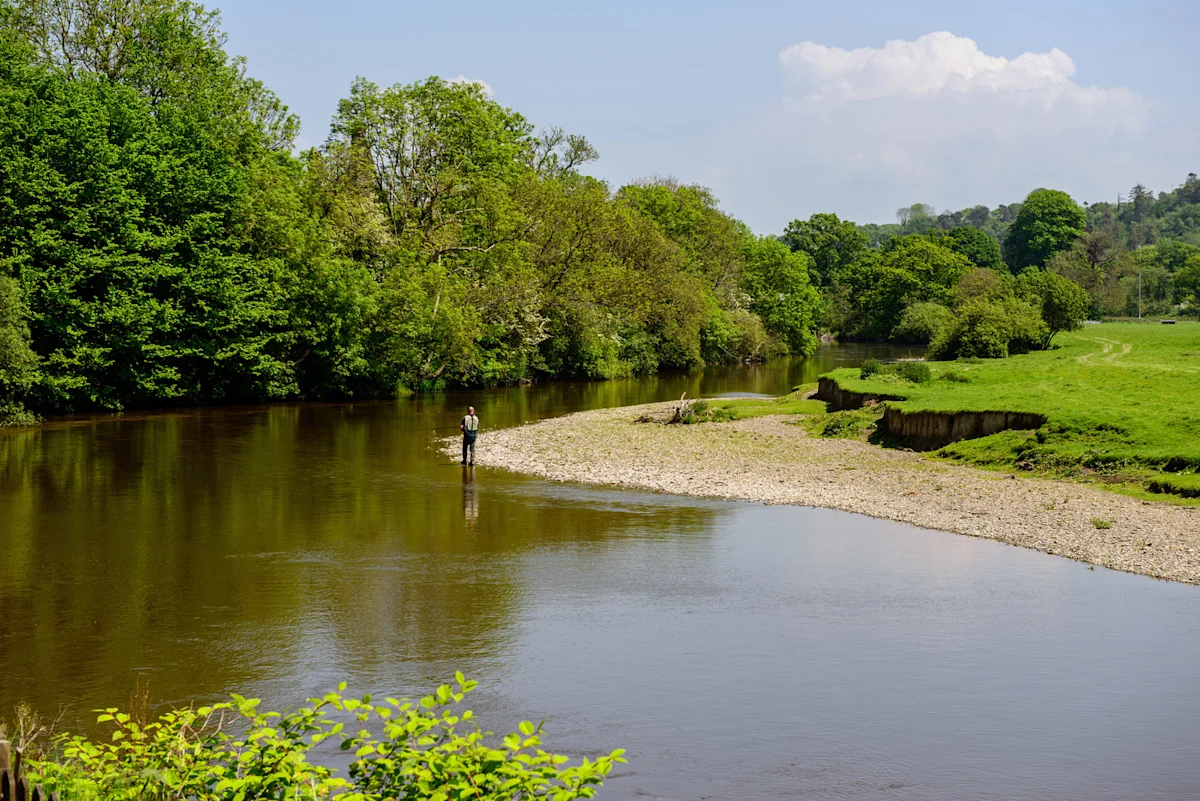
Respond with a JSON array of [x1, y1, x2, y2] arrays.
[[9, 345, 1198, 799], [462, 466, 478, 527]]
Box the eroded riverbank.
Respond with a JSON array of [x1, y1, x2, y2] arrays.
[[457, 402, 1200, 584]]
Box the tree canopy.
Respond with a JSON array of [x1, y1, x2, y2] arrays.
[[1003, 189, 1087, 273], [0, 0, 824, 423]]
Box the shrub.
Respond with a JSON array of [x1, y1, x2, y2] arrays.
[[1092, 518, 1113, 530], [28, 676, 624, 801], [894, 361, 932, 383], [929, 297, 1048, 360], [940, 370, 970, 383], [859, 358, 883, 378], [892, 302, 954, 344], [819, 409, 876, 438]]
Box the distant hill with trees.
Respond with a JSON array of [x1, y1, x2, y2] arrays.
[[781, 177, 1200, 350]]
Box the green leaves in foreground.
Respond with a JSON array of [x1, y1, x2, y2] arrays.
[[28, 676, 624, 800]]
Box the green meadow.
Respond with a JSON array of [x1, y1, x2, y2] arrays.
[[701, 322, 1200, 501], [822, 321, 1200, 498]]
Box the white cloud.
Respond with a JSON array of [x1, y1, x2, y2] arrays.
[[449, 74, 494, 99], [711, 31, 1188, 231], [779, 32, 1081, 101]]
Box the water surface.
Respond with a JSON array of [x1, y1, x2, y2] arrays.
[[2, 344, 1198, 800]]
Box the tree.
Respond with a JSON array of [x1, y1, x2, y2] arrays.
[[954, 267, 1008, 307], [1004, 189, 1086, 272], [892, 302, 954, 345], [739, 236, 819, 355], [1017, 269, 1090, 347], [835, 236, 972, 340], [781, 213, 868, 288], [1155, 240, 1200, 273], [1176, 254, 1200, 305], [329, 76, 534, 259], [617, 179, 745, 302], [1046, 230, 1134, 317], [0, 33, 313, 410], [928, 297, 1047, 360], [933, 226, 1004, 271], [1128, 183, 1154, 223], [964, 205, 991, 228], [936, 210, 964, 230], [2, 0, 299, 149], [0, 273, 39, 424], [532, 125, 599, 178]]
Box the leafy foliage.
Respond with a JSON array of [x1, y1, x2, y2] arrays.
[[892, 302, 954, 345], [1016, 269, 1091, 346], [1003, 189, 1087, 273], [0, 273, 39, 424], [933, 226, 1003, 271], [739, 236, 819, 356], [0, 1, 821, 422], [29, 676, 624, 801], [894, 361, 932, 384], [782, 213, 867, 288], [928, 297, 1048, 360], [834, 236, 972, 340]]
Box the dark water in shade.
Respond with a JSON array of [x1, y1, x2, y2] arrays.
[[3, 342, 1200, 800]]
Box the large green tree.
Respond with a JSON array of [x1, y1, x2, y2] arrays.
[[781, 213, 868, 288], [1046, 229, 1134, 317], [934, 225, 1004, 271], [1017, 269, 1091, 346], [739, 236, 819, 356], [835, 236, 972, 340], [1004, 189, 1086, 272]]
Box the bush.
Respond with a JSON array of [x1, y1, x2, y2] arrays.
[[819, 409, 876, 438], [892, 302, 954, 344], [28, 677, 624, 801], [940, 370, 970, 383], [929, 297, 1048, 360], [859, 358, 884, 378], [894, 361, 932, 383]]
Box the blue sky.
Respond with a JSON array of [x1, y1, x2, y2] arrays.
[[221, 0, 1200, 233]]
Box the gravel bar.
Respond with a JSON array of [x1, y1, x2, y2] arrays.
[[448, 403, 1200, 585]]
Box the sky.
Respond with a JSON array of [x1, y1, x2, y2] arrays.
[[220, 0, 1200, 234]]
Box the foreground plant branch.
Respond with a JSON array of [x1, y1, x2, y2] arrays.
[[22, 674, 623, 800]]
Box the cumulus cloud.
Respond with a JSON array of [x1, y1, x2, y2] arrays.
[[449, 74, 493, 99], [717, 32, 1187, 231], [779, 32, 1081, 101]]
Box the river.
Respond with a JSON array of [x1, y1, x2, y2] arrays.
[[2, 343, 1199, 800]]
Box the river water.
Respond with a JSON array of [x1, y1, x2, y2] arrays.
[[2, 343, 1199, 800]]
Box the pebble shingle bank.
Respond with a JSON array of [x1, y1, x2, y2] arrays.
[[451, 403, 1200, 585]]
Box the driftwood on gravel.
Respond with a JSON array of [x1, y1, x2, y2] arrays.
[[666, 393, 693, 425]]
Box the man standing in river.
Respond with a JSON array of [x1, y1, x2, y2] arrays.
[[460, 405, 480, 466]]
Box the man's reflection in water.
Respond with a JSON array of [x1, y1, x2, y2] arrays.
[[462, 465, 478, 526]]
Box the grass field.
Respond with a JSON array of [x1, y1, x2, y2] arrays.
[[821, 321, 1200, 499], [702, 321, 1200, 502], [686, 392, 826, 422]]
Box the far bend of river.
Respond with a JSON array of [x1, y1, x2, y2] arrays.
[[3, 342, 1200, 800]]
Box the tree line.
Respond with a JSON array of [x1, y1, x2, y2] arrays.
[[0, 0, 1195, 426], [0, 0, 817, 424], [783, 181, 1200, 359]]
